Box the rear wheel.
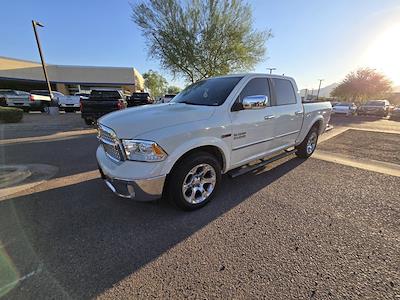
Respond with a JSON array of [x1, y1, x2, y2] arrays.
[[295, 126, 319, 158], [40, 102, 50, 113], [165, 152, 221, 210]]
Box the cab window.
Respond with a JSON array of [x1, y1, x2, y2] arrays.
[[237, 78, 270, 105], [271, 78, 297, 105]]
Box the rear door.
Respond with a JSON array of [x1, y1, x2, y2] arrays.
[[230, 77, 276, 167], [269, 78, 303, 149]]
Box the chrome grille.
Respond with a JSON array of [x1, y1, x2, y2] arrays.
[[97, 124, 124, 162]]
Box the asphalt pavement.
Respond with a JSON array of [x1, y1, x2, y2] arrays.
[[319, 129, 400, 165], [0, 114, 399, 299]]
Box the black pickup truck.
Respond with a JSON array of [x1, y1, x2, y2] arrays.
[[81, 89, 127, 125], [127, 92, 151, 107]]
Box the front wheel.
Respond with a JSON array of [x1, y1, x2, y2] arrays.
[[165, 152, 221, 210], [295, 127, 319, 158]]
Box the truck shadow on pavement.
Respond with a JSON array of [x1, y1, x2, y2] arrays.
[[0, 157, 305, 299]]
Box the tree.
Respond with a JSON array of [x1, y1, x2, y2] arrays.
[[331, 68, 392, 102], [143, 70, 168, 97], [131, 0, 271, 83], [167, 85, 181, 94]]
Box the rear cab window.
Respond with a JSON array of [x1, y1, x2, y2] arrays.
[[271, 78, 297, 106], [131, 93, 149, 99]]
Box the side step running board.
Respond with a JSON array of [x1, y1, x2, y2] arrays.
[[228, 149, 297, 178]]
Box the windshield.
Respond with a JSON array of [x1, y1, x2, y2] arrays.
[[366, 100, 385, 106], [90, 90, 121, 99], [173, 76, 243, 106], [132, 93, 149, 99], [336, 102, 351, 106], [0, 90, 15, 95]]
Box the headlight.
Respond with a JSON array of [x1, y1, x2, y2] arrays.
[[122, 139, 167, 162]]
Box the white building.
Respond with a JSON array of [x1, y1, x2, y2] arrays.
[[0, 56, 145, 94]]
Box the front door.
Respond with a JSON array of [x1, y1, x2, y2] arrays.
[[230, 77, 276, 168]]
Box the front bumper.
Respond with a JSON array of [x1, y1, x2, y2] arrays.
[[98, 165, 165, 201], [8, 103, 30, 108], [60, 104, 80, 108], [96, 146, 166, 201]]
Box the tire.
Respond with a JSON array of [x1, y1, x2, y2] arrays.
[[295, 126, 319, 158], [40, 101, 50, 113], [165, 151, 222, 211], [84, 118, 93, 125]]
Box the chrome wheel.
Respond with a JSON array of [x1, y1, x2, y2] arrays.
[[306, 132, 317, 154], [182, 163, 216, 204]]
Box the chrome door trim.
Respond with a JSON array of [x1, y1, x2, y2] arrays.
[[264, 115, 275, 120], [232, 137, 275, 151], [274, 130, 300, 139]]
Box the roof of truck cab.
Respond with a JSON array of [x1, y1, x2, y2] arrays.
[[213, 73, 295, 81]]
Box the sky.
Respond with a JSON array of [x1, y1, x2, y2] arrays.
[[1, 0, 400, 89]]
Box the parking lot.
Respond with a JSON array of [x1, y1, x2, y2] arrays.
[[1, 113, 399, 299]]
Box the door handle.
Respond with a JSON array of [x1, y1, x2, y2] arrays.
[[264, 115, 275, 120], [295, 111, 303, 115]]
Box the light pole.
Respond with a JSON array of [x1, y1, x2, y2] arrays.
[[316, 79, 324, 101], [32, 20, 53, 105], [266, 67, 276, 74]]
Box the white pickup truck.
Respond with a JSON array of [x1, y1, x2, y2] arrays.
[[96, 74, 332, 210]]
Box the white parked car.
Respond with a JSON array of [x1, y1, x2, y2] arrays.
[[54, 91, 81, 112], [96, 74, 332, 210], [332, 102, 357, 116], [0, 89, 30, 111], [29, 90, 81, 112]]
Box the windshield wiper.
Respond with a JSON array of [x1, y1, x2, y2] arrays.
[[179, 100, 217, 106]]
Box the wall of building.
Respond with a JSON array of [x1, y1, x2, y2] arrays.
[[55, 83, 68, 94], [0, 56, 143, 94]]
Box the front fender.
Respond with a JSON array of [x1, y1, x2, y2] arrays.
[[160, 137, 230, 175]]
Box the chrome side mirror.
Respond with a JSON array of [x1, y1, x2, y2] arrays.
[[242, 95, 268, 110]]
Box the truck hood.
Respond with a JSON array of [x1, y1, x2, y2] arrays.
[[98, 103, 215, 138]]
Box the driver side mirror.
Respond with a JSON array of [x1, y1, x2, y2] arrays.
[[242, 95, 268, 110]]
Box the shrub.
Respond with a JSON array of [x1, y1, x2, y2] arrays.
[[0, 107, 24, 123]]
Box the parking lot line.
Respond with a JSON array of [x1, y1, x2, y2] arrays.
[[0, 267, 42, 295], [347, 127, 400, 135], [0, 170, 99, 201], [313, 150, 400, 177], [0, 129, 96, 146]]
